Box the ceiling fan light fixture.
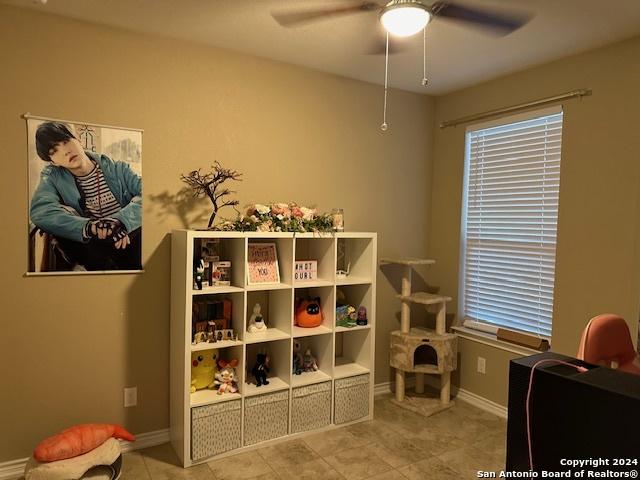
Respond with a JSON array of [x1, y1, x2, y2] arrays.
[[380, 2, 430, 37]]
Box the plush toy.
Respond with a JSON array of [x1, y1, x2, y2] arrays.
[[214, 359, 239, 395], [190, 350, 218, 393], [295, 297, 323, 328], [247, 303, 267, 334], [251, 353, 270, 387], [292, 340, 303, 375], [33, 424, 135, 462], [302, 349, 319, 372]]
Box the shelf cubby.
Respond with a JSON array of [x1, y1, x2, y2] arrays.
[[293, 285, 335, 337], [335, 234, 375, 285], [244, 339, 291, 396], [246, 237, 294, 287], [191, 291, 244, 345], [294, 236, 335, 286], [292, 333, 333, 387], [334, 328, 372, 379], [245, 289, 292, 344], [192, 236, 245, 290], [190, 344, 244, 408], [335, 283, 373, 331]]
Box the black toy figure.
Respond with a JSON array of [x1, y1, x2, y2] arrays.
[[252, 353, 270, 387]]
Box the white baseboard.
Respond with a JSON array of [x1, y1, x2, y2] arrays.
[[373, 379, 508, 419], [0, 458, 28, 480], [119, 428, 170, 453], [0, 429, 169, 480]]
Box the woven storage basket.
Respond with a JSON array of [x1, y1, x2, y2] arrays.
[[334, 374, 370, 424], [244, 389, 289, 446], [191, 399, 241, 461], [291, 381, 332, 434]]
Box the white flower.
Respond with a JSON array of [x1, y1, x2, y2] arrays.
[[300, 207, 315, 221], [256, 204, 269, 215], [276, 214, 284, 220], [249, 215, 258, 223]]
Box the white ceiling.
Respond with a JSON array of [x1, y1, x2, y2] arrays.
[[5, 0, 640, 94]]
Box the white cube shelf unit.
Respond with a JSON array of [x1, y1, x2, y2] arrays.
[[170, 230, 377, 467]]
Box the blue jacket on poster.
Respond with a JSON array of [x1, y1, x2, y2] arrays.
[[30, 151, 142, 243]]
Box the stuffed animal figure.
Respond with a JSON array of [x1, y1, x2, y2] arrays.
[[295, 297, 323, 328], [214, 359, 239, 395], [302, 349, 319, 372], [251, 353, 270, 387], [190, 350, 218, 393], [247, 303, 267, 333], [293, 340, 303, 375]]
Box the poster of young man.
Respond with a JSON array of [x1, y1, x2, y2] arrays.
[[26, 115, 142, 273]]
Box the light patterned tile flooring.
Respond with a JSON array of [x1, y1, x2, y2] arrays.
[[122, 394, 507, 479]]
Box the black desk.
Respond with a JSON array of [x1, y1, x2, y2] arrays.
[[507, 352, 640, 472]]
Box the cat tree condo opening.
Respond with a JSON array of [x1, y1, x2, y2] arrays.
[[381, 258, 458, 417]]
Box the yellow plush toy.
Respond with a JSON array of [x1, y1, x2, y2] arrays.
[[191, 349, 218, 393]]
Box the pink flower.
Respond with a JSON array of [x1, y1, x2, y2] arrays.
[[246, 205, 256, 216], [291, 206, 304, 219], [271, 203, 289, 216]]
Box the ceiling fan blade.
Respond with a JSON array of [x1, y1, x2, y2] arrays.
[[272, 1, 382, 27], [431, 1, 532, 36]]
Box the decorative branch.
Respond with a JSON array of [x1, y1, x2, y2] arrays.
[[180, 161, 242, 228]]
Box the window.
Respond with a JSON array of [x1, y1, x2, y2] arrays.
[[459, 106, 563, 338]]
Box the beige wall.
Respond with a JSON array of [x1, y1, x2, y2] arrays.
[[0, 6, 434, 460], [430, 36, 640, 405]]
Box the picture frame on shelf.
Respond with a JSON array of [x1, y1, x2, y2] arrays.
[[247, 243, 280, 285]]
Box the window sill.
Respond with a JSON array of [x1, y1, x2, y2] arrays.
[[452, 326, 543, 356]]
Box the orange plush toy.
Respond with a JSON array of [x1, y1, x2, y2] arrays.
[[34, 423, 135, 462], [295, 297, 324, 328]]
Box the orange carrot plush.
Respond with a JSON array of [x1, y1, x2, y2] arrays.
[[34, 424, 135, 462]]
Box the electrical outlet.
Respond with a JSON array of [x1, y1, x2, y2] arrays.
[[477, 357, 486, 374], [124, 387, 137, 407]]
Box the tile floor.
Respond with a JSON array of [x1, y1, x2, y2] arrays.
[[122, 394, 506, 480]]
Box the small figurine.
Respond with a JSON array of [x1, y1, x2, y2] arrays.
[[247, 303, 267, 334], [357, 306, 368, 326], [194, 259, 205, 290], [190, 350, 218, 393], [302, 349, 319, 372], [251, 353, 270, 387], [193, 331, 207, 344], [214, 359, 239, 395], [293, 340, 303, 375]]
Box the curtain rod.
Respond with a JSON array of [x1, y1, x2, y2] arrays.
[[439, 89, 592, 129]]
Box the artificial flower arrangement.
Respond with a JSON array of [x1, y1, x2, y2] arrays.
[[216, 203, 334, 233]]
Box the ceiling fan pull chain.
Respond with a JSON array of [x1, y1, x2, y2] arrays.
[[381, 32, 389, 131], [422, 27, 429, 86]]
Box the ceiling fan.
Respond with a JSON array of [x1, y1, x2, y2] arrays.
[[272, 0, 532, 52], [272, 0, 532, 130]]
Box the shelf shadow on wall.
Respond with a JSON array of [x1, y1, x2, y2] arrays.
[[124, 233, 172, 436]]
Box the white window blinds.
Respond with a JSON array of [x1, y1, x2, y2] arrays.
[[460, 107, 563, 338]]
